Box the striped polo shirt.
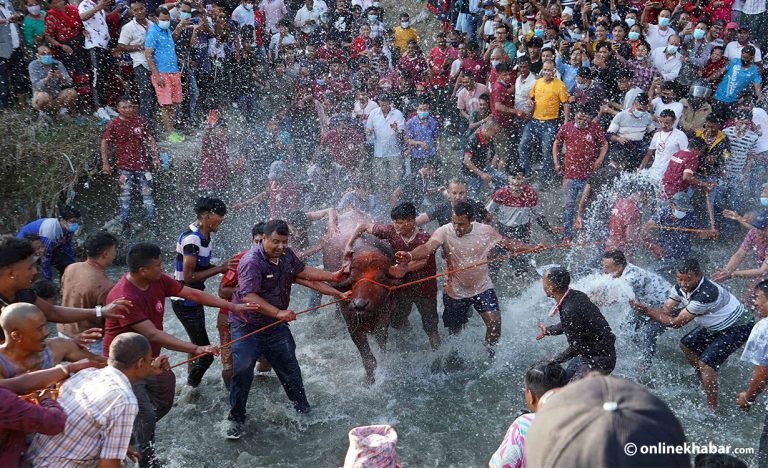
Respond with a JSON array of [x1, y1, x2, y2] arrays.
[[669, 277, 753, 332], [174, 223, 213, 306]]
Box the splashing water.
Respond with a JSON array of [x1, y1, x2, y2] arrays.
[[152, 266, 761, 467]]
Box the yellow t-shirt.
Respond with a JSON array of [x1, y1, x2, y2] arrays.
[[529, 78, 569, 121], [393, 27, 419, 54]]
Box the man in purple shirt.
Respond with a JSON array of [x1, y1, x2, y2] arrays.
[[226, 219, 347, 440]]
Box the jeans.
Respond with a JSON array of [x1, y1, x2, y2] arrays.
[[133, 65, 154, 126], [465, 166, 507, 199], [390, 293, 439, 337], [0, 55, 8, 107], [132, 369, 176, 468], [562, 178, 588, 238], [518, 119, 557, 180], [628, 309, 671, 368], [239, 92, 259, 122], [722, 178, 749, 235], [228, 322, 309, 424], [118, 169, 155, 226], [171, 301, 214, 387], [185, 67, 199, 121]]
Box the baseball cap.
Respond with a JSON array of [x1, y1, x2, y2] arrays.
[[738, 24, 750, 31], [671, 192, 694, 212], [343, 425, 398, 468], [726, 21, 739, 30], [525, 375, 690, 468]]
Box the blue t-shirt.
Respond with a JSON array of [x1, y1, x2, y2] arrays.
[[652, 206, 702, 259], [144, 24, 179, 74], [713, 58, 762, 104]]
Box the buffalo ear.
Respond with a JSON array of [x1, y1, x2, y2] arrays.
[[387, 265, 407, 279]]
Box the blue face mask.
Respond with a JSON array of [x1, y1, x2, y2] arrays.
[[418, 111, 429, 119], [368, 14, 377, 22], [658, 17, 670, 27], [67, 222, 79, 233], [316, 79, 326, 85], [179, 11, 192, 20], [534, 28, 544, 37], [485, 9, 493, 16], [158, 20, 171, 29], [666, 45, 678, 54], [761, 197, 768, 207], [625, 18, 636, 27], [40, 55, 53, 65], [628, 31, 640, 40], [693, 29, 705, 39]]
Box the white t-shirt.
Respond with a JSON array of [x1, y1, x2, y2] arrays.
[[651, 97, 684, 128], [231, 4, 255, 27], [647, 128, 689, 181], [269, 32, 296, 60], [294, 0, 327, 34], [645, 24, 676, 51], [0, 4, 20, 49], [118, 19, 150, 68], [724, 40, 763, 63], [752, 107, 768, 154], [365, 107, 405, 158], [431, 222, 502, 299], [353, 99, 379, 121], [650, 47, 682, 81], [515, 72, 536, 114], [78, 0, 110, 49]]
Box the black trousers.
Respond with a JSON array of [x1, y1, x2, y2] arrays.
[[171, 301, 214, 387]]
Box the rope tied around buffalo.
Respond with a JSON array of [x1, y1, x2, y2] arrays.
[[169, 240, 603, 369]]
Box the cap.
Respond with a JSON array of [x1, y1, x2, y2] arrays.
[[726, 21, 739, 30], [525, 375, 690, 468], [343, 425, 398, 468], [577, 66, 593, 79], [738, 24, 750, 31], [483, 0, 494, 6], [562, 6, 574, 16], [671, 192, 694, 212], [752, 210, 768, 229]]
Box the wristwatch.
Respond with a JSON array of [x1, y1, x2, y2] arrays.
[[95, 305, 102, 318]]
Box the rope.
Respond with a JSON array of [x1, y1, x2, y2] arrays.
[[649, 192, 719, 235], [169, 240, 603, 369]]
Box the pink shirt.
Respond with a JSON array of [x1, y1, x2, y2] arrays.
[[740, 229, 768, 263], [457, 83, 489, 114], [259, 0, 287, 33]]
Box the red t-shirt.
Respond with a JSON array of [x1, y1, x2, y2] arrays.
[[103, 273, 182, 357], [253, 10, 264, 46], [321, 128, 365, 169], [461, 57, 490, 84], [370, 224, 437, 297], [427, 46, 458, 88], [608, 197, 640, 251], [490, 79, 517, 129], [662, 150, 699, 199], [554, 121, 606, 180], [103, 116, 152, 172], [218, 251, 247, 316]]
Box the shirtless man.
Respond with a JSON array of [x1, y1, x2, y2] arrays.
[[0, 303, 104, 379]]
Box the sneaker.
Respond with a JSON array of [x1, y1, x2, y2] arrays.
[[225, 421, 243, 440], [94, 107, 112, 121], [104, 105, 119, 117], [166, 131, 185, 143]]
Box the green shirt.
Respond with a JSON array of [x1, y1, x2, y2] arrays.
[[23, 13, 46, 52]]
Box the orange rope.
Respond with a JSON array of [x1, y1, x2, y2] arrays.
[[169, 240, 603, 369], [705, 192, 716, 231], [647, 225, 718, 233]]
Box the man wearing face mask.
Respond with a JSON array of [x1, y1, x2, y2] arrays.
[[642, 7, 676, 51], [712, 45, 762, 119], [722, 111, 759, 224], [650, 81, 683, 128], [683, 20, 714, 68], [232, 0, 256, 27], [27, 44, 77, 116], [117, 1, 154, 125], [393, 12, 418, 55], [568, 66, 604, 112], [649, 34, 681, 80], [605, 93, 654, 169], [294, 0, 327, 36], [16, 206, 82, 282], [364, 5, 386, 39], [644, 192, 701, 264]]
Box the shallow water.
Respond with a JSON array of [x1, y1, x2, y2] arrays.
[[151, 262, 763, 467]]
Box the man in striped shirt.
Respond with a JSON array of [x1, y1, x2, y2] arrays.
[[27, 332, 170, 466], [722, 111, 759, 232], [630, 258, 754, 409]]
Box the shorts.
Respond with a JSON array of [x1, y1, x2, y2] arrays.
[[150, 72, 182, 105], [442, 288, 499, 329], [680, 322, 754, 369]]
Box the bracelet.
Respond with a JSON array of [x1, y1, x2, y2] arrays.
[[95, 305, 102, 318], [56, 363, 69, 377]]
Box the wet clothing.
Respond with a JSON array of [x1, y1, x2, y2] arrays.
[[545, 289, 616, 376], [174, 224, 214, 306], [426, 199, 488, 226], [0, 388, 65, 467], [0, 343, 54, 377], [17, 218, 75, 281], [370, 224, 437, 297]]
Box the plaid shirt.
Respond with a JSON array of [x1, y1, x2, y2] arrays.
[[27, 366, 138, 465], [368, 20, 387, 39], [627, 59, 658, 92]]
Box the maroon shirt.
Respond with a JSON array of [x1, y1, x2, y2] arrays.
[[554, 121, 607, 180], [371, 224, 437, 297], [0, 388, 66, 466], [490, 78, 516, 129], [461, 56, 490, 84], [103, 116, 153, 172], [662, 150, 699, 198], [103, 273, 182, 357]]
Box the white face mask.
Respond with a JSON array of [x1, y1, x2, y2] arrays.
[[401, 21, 409, 28], [672, 209, 687, 219], [491, 59, 500, 68]]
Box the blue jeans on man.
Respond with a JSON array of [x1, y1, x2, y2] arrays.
[[118, 169, 155, 226], [466, 166, 507, 199], [228, 322, 310, 424], [563, 178, 588, 239], [519, 119, 557, 180]]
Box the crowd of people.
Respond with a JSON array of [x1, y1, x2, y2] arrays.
[[4, 0, 768, 464]]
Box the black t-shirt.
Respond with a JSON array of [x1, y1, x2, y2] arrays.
[[426, 199, 489, 226], [0, 288, 37, 307], [547, 289, 616, 362], [462, 130, 494, 177]]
